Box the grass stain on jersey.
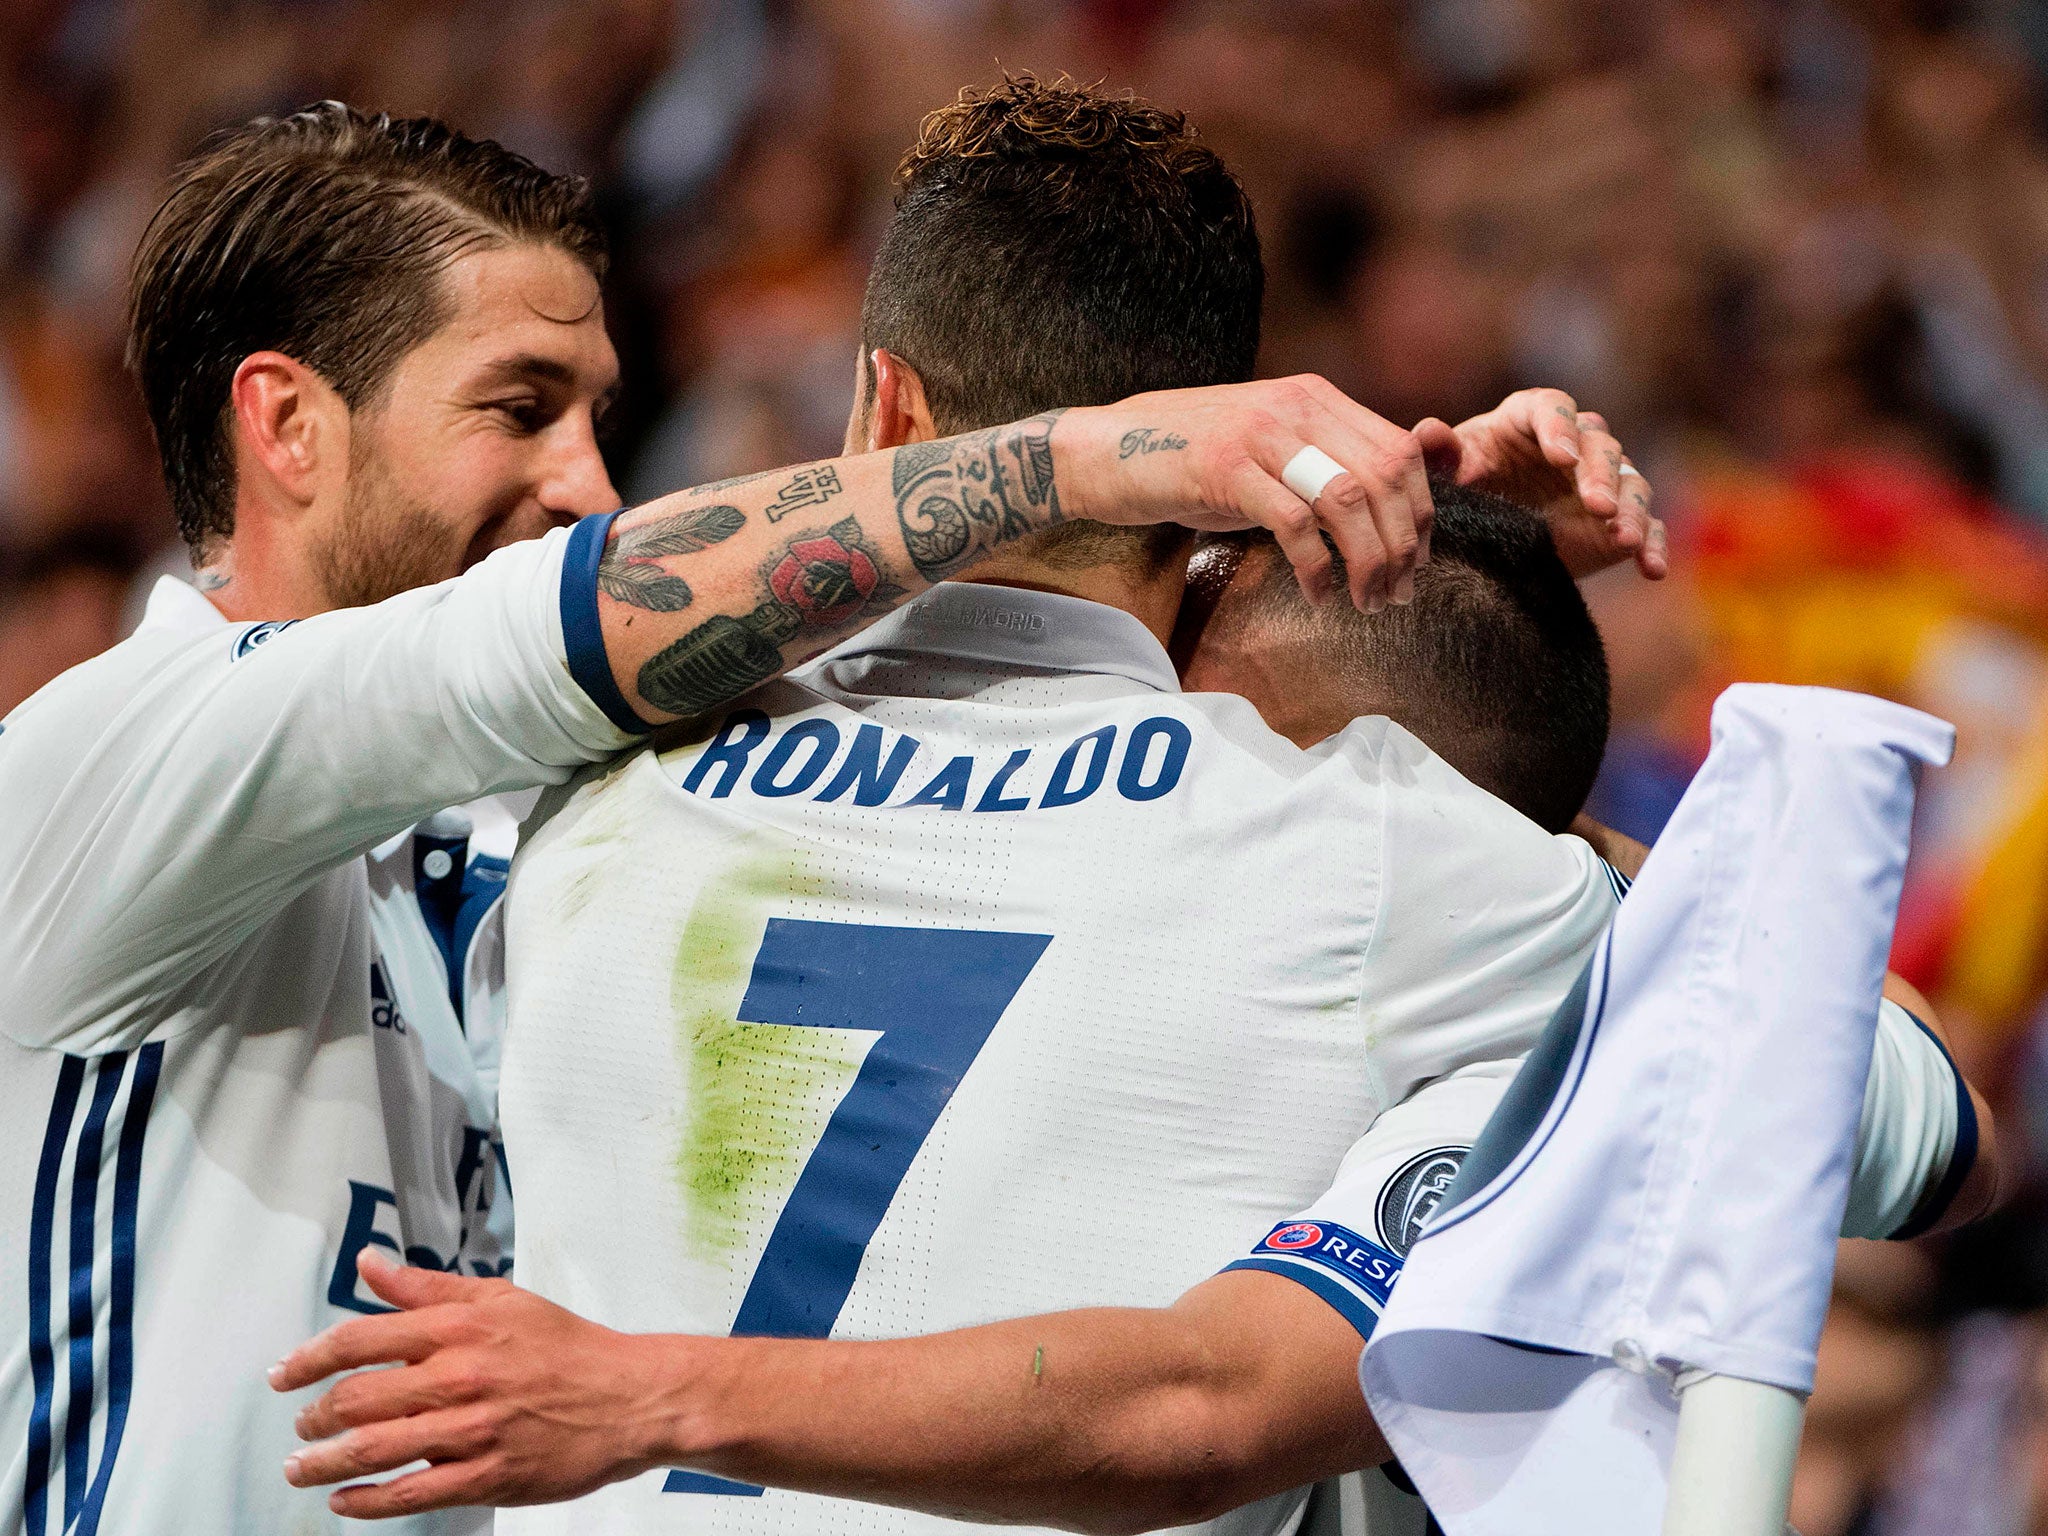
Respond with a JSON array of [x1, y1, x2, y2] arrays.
[[542, 760, 646, 929], [669, 838, 864, 1264]]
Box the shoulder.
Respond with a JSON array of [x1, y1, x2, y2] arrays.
[[1, 624, 212, 762]]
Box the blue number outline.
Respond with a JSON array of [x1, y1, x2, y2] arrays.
[[667, 917, 1051, 1496]]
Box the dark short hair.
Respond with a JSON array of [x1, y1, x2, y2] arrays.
[[127, 101, 607, 556], [1248, 482, 1610, 832], [863, 73, 1262, 436]]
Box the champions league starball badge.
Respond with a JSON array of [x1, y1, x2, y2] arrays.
[[1376, 1147, 1467, 1257]]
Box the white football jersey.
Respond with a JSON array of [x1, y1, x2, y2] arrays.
[[498, 582, 1621, 1536], [0, 527, 630, 1536]]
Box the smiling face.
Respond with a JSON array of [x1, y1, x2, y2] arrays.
[[312, 241, 621, 607]]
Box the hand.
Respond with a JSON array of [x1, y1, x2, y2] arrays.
[[272, 1250, 684, 1518], [1059, 375, 1432, 613], [1414, 389, 1666, 580]]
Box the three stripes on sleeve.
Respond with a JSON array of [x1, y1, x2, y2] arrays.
[[23, 1044, 164, 1536]]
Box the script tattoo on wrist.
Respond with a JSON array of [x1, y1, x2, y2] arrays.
[[596, 503, 748, 612], [636, 517, 906, 719], [765, 465, 843, 522], [1116, 427, 1188, 459], [893, 409, 1065, 582]]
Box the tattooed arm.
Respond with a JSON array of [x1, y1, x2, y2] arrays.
[[591, 375, 1438, 724]]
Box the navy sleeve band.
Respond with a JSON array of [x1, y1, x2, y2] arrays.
[[1221, 1257, 1380, 1341], [1888, 1007, 1980, 1241], [561, 511, 656, 735]]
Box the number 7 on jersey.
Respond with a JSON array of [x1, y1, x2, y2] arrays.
[[668, 917, 1052, 1497]]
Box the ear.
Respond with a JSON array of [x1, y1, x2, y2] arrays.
[[229, 351, 348, 510], [866, 349, 939, 451]]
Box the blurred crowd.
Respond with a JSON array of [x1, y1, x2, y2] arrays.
[[8, 0, 2048, 1527]]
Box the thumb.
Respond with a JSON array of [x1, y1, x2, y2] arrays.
[[356, 1247, 482, 1310], [1413, 417, 1461, 478]]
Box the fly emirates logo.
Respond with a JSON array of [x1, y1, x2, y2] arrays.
[[680, 708, 1192, 813]]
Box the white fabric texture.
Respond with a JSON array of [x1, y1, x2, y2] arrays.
[[498, 581, 1616, 1536], [0, 530, 624, 1536], [1358, 683, 1955, 1536]]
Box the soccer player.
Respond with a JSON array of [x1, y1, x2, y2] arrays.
[[268, 78, 1982, 1531], [0, 100, 1451, 1536], [272, 78, 1989, 1534]]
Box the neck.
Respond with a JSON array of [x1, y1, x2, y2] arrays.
[[948, 532, 1191, 649], [195, 504, 334, 623]]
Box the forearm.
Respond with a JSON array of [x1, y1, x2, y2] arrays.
[[589, 413, 1073, 725], [587, 370, 1463, 724], [663, 1301, 1374, 1533]]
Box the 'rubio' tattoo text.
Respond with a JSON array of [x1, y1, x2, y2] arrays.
[[1117, 427, 1188, 459]]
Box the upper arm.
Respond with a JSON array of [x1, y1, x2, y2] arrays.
[[0, 532, 632, 1051], [1166, 1064, 1521, 1498], [1365, 751, 1617, 1100], [1846, 990, 1998, 1239], [1217, 1061, 1514, 1339], [1164, 1269, 1390, 1481]]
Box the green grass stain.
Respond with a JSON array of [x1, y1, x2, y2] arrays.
[[670, 836, 865, 1262], [544, 761, 644, 929]]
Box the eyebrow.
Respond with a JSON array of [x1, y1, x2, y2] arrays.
[[476, 352, 621, 413]]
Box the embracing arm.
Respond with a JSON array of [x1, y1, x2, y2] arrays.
[[588, 379, 1439, 725], [0, 377, 1429, 1047], [274, 1256, 1382, 1531]]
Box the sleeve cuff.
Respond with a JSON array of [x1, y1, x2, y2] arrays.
[[1222, 1259, 1383, 1341], [561, 511, 657, 735], [1219, 1218, 1409, 1342], [1888, 1006, 1979, 1241]]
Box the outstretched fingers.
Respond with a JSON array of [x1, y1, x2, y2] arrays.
[[1575, 411, 1665, 578], [326, 1460, 499, 1522], [295, 1360, 464, 1443], [286, 1405, 494, 1493], [271, 1312, 449, 1394], [273, 1255, 511, 1393]]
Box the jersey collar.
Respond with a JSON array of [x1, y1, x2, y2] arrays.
[[137, 574, 229, 637], [825, 582, 1182, 694]]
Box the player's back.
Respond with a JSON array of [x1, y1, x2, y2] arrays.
[[500, 584, 1613, 1536]]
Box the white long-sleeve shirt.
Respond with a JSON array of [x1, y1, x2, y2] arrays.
[[0, 525, 631, 1536]]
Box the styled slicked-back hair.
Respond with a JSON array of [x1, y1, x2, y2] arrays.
[[127, 101, 607, 556], [864, 73, 1262, 441]]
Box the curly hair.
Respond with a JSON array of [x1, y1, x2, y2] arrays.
[[896, 74, 1218, 209], [128, 101, 606, 556], [862, 72, 1261, 441]]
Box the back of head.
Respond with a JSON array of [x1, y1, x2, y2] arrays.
[[862, 73, 1262, 568], [1234, 483, 1610, 832], [127, 101, 606, 559]]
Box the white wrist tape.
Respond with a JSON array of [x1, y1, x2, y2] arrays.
[[1281, 445, 1347, 505]]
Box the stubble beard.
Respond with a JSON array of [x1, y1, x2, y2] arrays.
[[313, 435, 470, 610]]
